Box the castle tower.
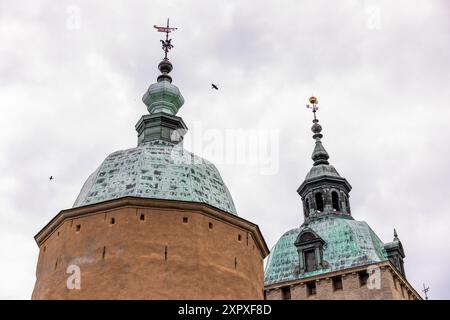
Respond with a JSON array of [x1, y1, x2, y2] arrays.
[[264, 98, 420, 300], [32, 22, 269, 299]]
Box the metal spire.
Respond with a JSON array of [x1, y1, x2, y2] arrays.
[[393, 228, 399, 241], [422, 283, 430, 300], [154, 18, 178, 59], [306, 96, 330, 166], [153, 18, 178, 83]]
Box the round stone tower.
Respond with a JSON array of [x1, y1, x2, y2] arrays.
[[32, 30, 269, 299]]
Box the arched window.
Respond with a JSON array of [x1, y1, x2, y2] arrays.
[[315, 193, 324, 212], [332, 191, 340, 211], [305, 199, 310, 217]]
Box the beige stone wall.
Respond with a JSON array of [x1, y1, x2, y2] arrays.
[[265, 265, 420, 300], [33, 203, 266, 299]]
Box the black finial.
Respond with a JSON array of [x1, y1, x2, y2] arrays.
[[422, 283, 430, 300], [394, 228, 399, 241]]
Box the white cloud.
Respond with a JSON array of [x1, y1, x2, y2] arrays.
[[0, 0, 448, 299]]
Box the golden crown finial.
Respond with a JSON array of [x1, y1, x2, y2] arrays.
[[309, 96, 318, 105]]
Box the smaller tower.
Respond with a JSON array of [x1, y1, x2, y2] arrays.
[[264, 96, 421, 300], [298, 97, 352, 223]]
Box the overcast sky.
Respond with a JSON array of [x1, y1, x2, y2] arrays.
[[0, 0, 449, 299]]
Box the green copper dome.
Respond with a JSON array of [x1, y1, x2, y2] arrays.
[[73, 48, 237, 215], [73, 139, 237, 215], [264, 215, 388, 285]]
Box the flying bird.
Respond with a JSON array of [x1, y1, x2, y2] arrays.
[[49, 176, 53, 181], [211, 83, 219, 90]]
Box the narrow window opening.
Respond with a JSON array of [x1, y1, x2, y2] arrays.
[[281, 286, 291, 300], [246, 233, 249, 246], [238, 234, 242, 241], [140, 214, 145, 221], [234, 257, 237, 269], [359, 271, 369, 287], [306, 281, 316, 296], [164, 246, 168, 261], [183, 217, 188, 223], [332, 276, 343, 291], [75, 224, 81, 232], [110, 217, 115, 225], [315, 193, 324, 212], [305, 199, 310, 217], [332, 191, 340, 211], [102, 246, 106, 259], [304, 249, 317, 272], [345, 196, 351, 213], [54, 260, 58, 270], [57, 231, 60, 237], [209, 222, 213, 229]]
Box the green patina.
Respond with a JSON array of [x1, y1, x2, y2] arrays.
[[74, 56, 237, 215], [264, 215, 388, 285], [73, 139, 237, 215], [265, 114, 391, 286]]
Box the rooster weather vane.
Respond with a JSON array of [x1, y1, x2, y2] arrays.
[[154, 18, 178, 59]]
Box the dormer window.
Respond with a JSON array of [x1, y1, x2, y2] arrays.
[[332, 191, 340, 211], [295, 229, 325, 274], [315, 193, 324, 212]]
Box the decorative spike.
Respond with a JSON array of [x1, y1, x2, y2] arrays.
[[393, 228, 399, 241]]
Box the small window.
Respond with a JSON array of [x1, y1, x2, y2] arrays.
[[359, 271, 369, 287], [306, 281, 316, 296], [332, 276, 343, 291], [183, 217, 188, 223], [102, 246, 106, 259], [315, 193, 324, 212], [281, 286, 291, 300], [110, 218, 115, 225], [238, 234, 242, 241], [304, 249, 317, 272], [305, 199, 310, 217], [140, 214, 145, 221], [57, 231, 60, 237], [332, 191, 340, 211], [75, 224, 81, 232], [209, 222, 213, 229]]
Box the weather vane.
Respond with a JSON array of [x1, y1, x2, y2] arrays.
[[422, 283, 430, 300], [306, 96, 319, 119], [154, 18, 178, 59]]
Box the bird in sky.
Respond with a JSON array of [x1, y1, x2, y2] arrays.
[[211, 83, 218, 90], [49, 176, 53, 181]]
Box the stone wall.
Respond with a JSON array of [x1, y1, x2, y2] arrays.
[[265, 264, 420, 300], [33, 199, 267, 299]]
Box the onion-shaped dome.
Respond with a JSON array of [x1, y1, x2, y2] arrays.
[[142, 59, 184, 115]]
